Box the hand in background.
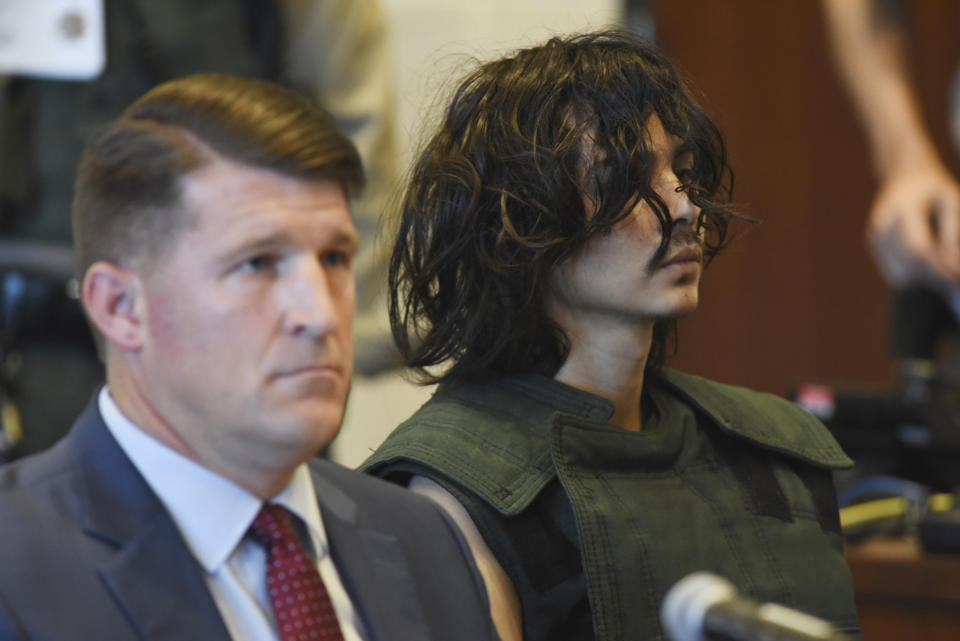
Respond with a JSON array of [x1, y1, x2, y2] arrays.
[[868, 156, 960, 287], [822, 0, 960, 291]]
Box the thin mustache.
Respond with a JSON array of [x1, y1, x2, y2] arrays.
[[648, 231, 704, 271]]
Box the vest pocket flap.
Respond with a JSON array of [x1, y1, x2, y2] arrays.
[[363, 408, 556, 515]]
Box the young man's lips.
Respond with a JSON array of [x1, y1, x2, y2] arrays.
[[662, 246, 703, 266]]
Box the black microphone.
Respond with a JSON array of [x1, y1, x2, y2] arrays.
[[661, 573, 852, 641]]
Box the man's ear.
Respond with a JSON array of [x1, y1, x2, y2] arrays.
[[81, 261, 145, 352]]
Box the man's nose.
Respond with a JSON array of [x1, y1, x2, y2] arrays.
[[282, 260, 340, 338]]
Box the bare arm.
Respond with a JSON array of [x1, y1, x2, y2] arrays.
[[409, 476, 524, 641], [822, 0, 960, 286]]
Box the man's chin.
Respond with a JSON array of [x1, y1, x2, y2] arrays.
[[308, 404, 348, 448], [266, 398, 348, 454]]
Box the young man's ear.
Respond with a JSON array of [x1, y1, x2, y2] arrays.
[[81, 261, 145, 352]]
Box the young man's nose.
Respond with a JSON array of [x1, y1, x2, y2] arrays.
[[670, 184, 700, 225]]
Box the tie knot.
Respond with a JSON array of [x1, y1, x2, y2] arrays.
[[249, 503, 298, 549]]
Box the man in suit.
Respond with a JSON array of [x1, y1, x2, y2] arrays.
[[0, 73, 495, 641]]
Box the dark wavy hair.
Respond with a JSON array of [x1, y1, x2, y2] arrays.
[[390, 31, 737, 385]]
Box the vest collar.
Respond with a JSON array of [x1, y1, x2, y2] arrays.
[[657, 369, 853, 469], [367, 371, 851, 517]]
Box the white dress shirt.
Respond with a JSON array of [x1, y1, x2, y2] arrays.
[[99, 387, 367, 641]]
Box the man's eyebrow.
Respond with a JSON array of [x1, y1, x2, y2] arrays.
[[227, 229, 298, 255], [221, 225, 360, 261], [326, 227, 361, 252]]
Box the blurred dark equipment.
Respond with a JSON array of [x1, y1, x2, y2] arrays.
[[0, 240, 102, 463], [792, 285, 960, 552], [793, 285, 960, 488], [0, 0, 284, 464]]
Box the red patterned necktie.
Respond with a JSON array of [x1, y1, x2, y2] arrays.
[[249, 503, 346, 641]]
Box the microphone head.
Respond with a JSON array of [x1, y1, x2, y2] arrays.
[[661, 572, 736, 641]]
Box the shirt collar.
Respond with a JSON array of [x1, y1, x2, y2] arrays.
[[98, 387, 330, 574]]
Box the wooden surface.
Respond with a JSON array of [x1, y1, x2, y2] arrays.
[[845, 537, 960, 640], [653, 1, 960, 397]]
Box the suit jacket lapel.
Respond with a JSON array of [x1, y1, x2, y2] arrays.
[[97, 513, 233, 641], [68, 399, 232, 641], [310, 462, 432, 641]]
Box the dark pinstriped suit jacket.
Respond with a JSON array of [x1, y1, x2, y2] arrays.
[[0, 398, 496, 641]]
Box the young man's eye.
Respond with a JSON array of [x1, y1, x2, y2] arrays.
[[673, 148, 696, 184]]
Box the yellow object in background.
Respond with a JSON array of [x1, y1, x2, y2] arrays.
[[1, 398, 22, 448]]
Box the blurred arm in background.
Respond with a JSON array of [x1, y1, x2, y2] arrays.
[[822, 0, 960, 289], [283, 0, 402, 375]]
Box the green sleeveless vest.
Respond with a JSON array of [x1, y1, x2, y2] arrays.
[[362, 370, 861, 641]]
